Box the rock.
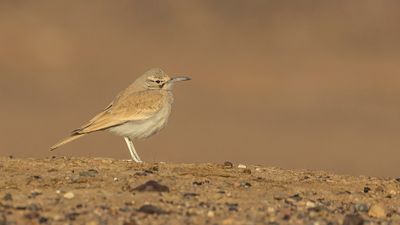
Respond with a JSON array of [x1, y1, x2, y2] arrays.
[[223, 161, 233, 169], [240, 181, 251, 188], [183, 193, 199, 199], [289, 193, 302, 202], [132, 180, 170, 192], [243, 169, 252, 174], [63, 192, 75, 199], [343, 214, 364, 225], [3, 193, 12, 201], [226, 203, 239, 211], [354, 203, 369, 212], [207, 211, 215, 218], [38, 217, 48, 224], [363, 186, 371, 193], [368, 204, 386, 218], [79, 169, 98, 177], [193, 180, 210, 186], [31, 190, 42, 197], [137, 204, 166, 214], [238, 164, 247, 169], [65, 212, 80, 220], [306, 201, 317, 208], [267, 207, 275, 213]]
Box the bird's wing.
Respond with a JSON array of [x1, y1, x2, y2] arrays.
[[73, 91, 166, 134]]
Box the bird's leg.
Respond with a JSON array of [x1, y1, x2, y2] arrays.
[[124, 137, 142, 163], [128, 138, 143, 162], [123, 137, 143, 163]]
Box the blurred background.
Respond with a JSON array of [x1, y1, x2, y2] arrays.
[[1, 1, 400, 177]]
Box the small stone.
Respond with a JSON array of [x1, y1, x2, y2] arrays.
[[183, 193, 199, 199], [289, 193, 302, 202], [132, 180, 169, 192], [343, 214, 364, 225], [63, 192, 75, 199], [137, 204, 166, 214], [238, 164, 247, 169], [226, 203, 239, 211], [56, 190, 61, 194], [354, 203, 369, 212], [79, 169, 98, 177], [30, 190, 42, 197], [255, 168, 262, 172], [363, 186, 371, 193], [306, 201, 317, 208], [3, 193, 12, 201], [243, 169, 251, 174], [207, 211, 215, 218], [38, 217, 48, 224], [267, 207, 275, 213], [368, 204, 386, 218], [240, 181, 251, 188], [223, 161, 233, 169], [113, 177, 119, 182]]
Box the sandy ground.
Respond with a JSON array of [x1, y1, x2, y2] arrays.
[[0, 157, 399, 225]]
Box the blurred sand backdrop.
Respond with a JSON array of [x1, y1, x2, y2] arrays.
[[1, 1, 400, 177]]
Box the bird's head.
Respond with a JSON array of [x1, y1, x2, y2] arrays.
[[141, 68, 191, 90]]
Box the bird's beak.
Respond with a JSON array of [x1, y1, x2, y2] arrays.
[[170, 76, 191, 82]]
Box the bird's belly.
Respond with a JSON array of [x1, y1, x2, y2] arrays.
[[107, 105, 171, 139]]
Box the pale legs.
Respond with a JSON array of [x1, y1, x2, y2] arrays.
[[124, 137, 143, 163]]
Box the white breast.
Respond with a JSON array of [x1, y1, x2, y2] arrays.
[[107, 103, 172, 139]]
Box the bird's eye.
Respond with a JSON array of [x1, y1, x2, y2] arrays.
[[155, 80, 161, 84]]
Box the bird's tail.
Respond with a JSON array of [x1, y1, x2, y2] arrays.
[[50, 133, 86, 151]]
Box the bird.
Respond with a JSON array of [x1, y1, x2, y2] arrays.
[[50, 68, 191, 162]]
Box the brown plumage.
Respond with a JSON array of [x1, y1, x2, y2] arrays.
[[50, 68, 191, 162]]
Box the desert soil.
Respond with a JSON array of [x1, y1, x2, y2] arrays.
[[0, 157, 399, 225]]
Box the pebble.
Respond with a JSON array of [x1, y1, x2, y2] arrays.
[[343, 214, 364, 225], [267, 207, 275, 213], [368, 204, 386, 218], [183, 192, 199, 199], [207, 211, 215, 218], [240, 181, 252, 188], [79, 169, 98, 177], [3, 193, 12, 201], [63, 192, 75, 199], [306, 201, 317, 208], [243, 169, 252, 174], [238, 164, 247, 169], [132, 180, 170, 192], [137, 204, 166, 214], [354, 203, 369, 212], [363, 186, 371, 193], [30, 190, 42, 197], [113, 177, 119, 182], [223, 161, 233, 169]]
